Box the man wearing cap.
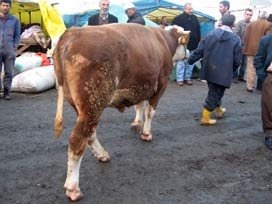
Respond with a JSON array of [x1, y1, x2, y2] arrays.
[[88, 0, 118, 26], [124, 2, 145, 25], [188, 14, 242, 126], [0, 0, 20, 100]]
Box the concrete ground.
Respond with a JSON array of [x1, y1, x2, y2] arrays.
[[0, 80, 271, 204]]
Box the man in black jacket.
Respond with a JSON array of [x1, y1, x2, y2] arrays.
[[88, 0, 118, 26], [124, 2, 145, 25], [172, 3, 200, 86]]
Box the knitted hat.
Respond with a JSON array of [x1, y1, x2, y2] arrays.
[[124, 2, 135, 12], [221, 14, 236, 26]]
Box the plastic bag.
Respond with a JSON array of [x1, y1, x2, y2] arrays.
[[38, 0, 66, 38]]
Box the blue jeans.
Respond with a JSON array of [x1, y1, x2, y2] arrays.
[[0, 52, 15, 91], [176, 50, 194, 82], [176, 61, 194, 82]]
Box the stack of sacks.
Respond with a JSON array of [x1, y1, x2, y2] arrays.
[[11, 52, 56, 93], [14, 52, 43, 74]]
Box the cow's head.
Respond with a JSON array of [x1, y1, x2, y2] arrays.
[[168, 26, 191, 64], [166, 25, 191, 45]]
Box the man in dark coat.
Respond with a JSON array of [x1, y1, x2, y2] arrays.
[[254, 33, 272, 150], [88, 0, 118, 26], [188, 14, 242, 125], [172, 3, 200, 86], [124, 2, 145, 25]]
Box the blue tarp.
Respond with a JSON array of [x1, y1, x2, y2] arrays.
[[62, 0, 217, 37], [62, 4, 158, 28], [133, 0, 216, 20], [133, 0, 217, 37]]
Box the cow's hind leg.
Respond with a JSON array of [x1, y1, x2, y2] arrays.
[[64, 115, 93, 201], [131, 101, 146, 133], [87, 130, 110, 162], [141, 102, 156, 141], [141, 76, 168, 141]]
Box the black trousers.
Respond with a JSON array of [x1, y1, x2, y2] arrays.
[[204, 82, 226, 112], [261, 73, 272, 136], [233, 54, 246, 79]]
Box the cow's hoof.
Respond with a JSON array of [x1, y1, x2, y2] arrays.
[[96, 151, 110, 162], [131, 121, 142, 133], [141, 133, 152, 142], [90, 146, 110, 162], [65, 186, 83, 201]]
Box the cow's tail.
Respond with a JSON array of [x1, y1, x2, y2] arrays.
[[53, 31, 67, 138], [55, 85, 64, 138]]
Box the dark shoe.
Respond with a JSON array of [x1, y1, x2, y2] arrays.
[[185, 80, 193, 85], [246, 88, 253, 93], [4, 94, 11, 100], [3, 88, 11, 100], [238, 78, 246, 82], [177, 81, 184, 86], [255, 89, 262, 94], [265, 137, 272, 150]]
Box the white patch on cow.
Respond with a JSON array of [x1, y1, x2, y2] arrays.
[[88, 131, 110, 162], [165, 25, 190, 35], [114, 77, 120, 87], [133, 101, 146, 124], [142, 104, 156, 135], [165, 25, 182, 31], [172, 45, 190, 67], [64, 151, 83, 196]]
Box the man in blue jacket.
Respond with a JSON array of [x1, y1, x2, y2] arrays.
[[188, 14, 242, 125], [254, 33, 272, 150], [0, 0, 20, 100]]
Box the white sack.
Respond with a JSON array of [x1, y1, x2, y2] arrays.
[[11, 65, 56, 93], [15, 55, 43, 74]]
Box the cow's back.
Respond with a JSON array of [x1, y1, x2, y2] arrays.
[[53, 24, 175, 109]]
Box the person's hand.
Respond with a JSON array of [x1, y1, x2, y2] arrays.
[[267, 66, 272, 72]]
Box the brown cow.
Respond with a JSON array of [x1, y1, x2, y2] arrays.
[[53, 23, 190, 201]]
